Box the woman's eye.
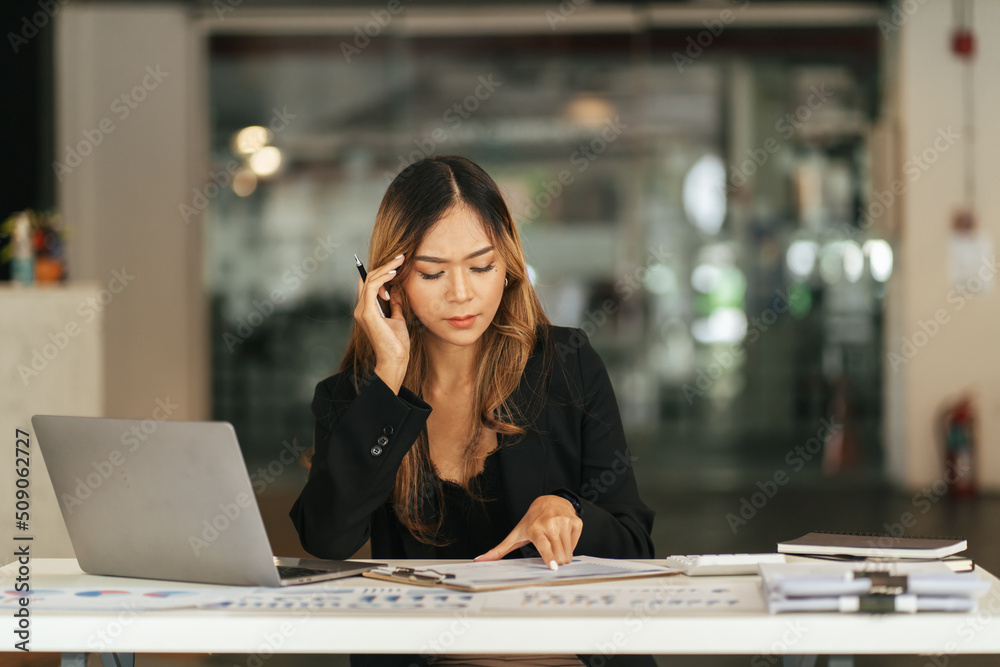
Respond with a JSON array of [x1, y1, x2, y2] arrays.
[[419, 263, 495, 280]]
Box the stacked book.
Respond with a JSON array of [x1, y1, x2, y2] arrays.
[[763, 532, 988, 613], [777, 531, 972, 570]]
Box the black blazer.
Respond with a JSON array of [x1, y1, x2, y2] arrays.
[[290, 324, 656, 667]]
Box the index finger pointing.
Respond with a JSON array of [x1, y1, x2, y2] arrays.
[[474, 535, 528, 562]]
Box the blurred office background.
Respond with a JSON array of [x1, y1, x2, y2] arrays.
[[206, 19, 885, 481], [3, 1, 1000, 663]]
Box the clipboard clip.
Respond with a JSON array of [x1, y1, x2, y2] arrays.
[[856, 572, 908, 595], [390, 567, 457, 584]]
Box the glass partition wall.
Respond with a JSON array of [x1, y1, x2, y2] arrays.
[[206, 25, 886, 499]]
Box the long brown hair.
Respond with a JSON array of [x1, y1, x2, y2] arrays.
[[340, 155, 551, 544]]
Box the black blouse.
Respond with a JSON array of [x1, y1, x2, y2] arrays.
[[434, 450, 513, 559]]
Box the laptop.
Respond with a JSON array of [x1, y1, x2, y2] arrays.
[[31, 415, 382, 586]]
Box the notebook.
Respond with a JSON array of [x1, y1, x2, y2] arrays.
[[777, 531, 967, 559], [31, 415, 383, 587]]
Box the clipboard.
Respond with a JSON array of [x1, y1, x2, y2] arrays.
[[362, 556, 680, 592]]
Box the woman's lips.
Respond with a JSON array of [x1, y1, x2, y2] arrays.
[[446, 315, 477, 328]]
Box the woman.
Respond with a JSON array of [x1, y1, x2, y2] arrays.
[[290, 155, 655, 667]]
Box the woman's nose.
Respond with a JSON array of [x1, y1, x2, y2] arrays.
[[446, 269, 472, 302]]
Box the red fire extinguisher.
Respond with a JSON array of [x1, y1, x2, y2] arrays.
[[942, 396, 977, 498]]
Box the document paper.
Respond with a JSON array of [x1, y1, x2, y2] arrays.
[[367, 556, 677, 591]]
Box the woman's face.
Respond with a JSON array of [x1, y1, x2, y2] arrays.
[[403, 205, 507, 349]]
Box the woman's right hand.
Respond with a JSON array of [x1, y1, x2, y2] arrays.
[[354, 253, 409, 394]]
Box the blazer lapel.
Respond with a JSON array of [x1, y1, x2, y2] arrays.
[[497, 337, 551, 527]]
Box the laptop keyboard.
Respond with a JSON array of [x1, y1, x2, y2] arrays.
[[277, 565, 328, 579]]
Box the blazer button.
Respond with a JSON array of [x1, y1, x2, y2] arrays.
[[371, 444, 383, 457], [383, 425, 394, 436], [377, 435, 389, 447]]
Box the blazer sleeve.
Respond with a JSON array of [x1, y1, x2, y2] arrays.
[[549, 329, 655, 559], [289, 371, 432, 559]]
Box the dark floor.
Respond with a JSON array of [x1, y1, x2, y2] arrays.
[[5, 480, 997, 667]]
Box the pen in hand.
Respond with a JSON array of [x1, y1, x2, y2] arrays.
[[355, 253, 391, 318]]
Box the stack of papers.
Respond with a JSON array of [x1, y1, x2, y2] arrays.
[[759, 561, 990, 614]]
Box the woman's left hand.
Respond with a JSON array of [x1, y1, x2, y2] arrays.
[[473, 495, 582, 568]]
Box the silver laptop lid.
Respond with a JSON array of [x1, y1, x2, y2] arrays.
[[31, 415, 282, 587]]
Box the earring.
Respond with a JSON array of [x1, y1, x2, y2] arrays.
[[504, 277, 509, 287]]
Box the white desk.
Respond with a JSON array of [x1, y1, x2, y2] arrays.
[[3, 559, 1000, 659]]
